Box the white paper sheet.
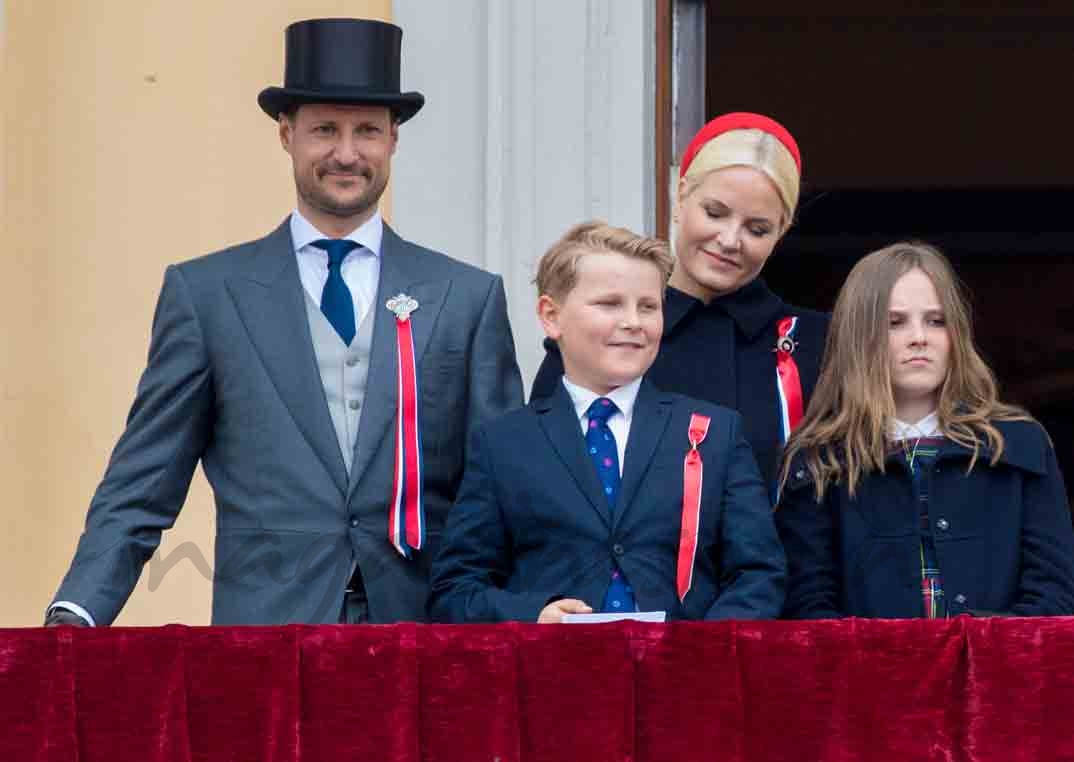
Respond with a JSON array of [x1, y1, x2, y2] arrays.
[[561, 611, 667, 624]]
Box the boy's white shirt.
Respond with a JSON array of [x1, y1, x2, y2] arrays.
[[560, 375, 643, 477]]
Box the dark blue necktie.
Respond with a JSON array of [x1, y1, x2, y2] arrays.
[[585, 397, 636, 613], [311, 239, 360, 345]]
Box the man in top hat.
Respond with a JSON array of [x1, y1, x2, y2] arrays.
[[45, 18, 524, 626]]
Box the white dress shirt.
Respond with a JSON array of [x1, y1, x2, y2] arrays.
[[290, 208, 383, 325], [560, 376, 643, 477], [890, 410, 942, 442]]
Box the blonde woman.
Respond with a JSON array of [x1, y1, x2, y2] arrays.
[[777, 242, 1074, 618], [533, 113, 829, 488]]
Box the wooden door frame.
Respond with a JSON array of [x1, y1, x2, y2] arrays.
[[656, 0, 707, 238], [655, 0, 673, 237]]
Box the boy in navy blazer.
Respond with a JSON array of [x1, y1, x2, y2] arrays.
[[429, 222, 785, 622]]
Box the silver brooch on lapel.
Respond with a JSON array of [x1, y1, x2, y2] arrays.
[[774, 335, 797, 354], [386, 293, 420, 322]]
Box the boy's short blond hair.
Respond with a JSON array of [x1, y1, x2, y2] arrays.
[[534, 220, 674, 301]]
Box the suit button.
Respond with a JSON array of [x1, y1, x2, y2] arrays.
[[346, 357, 358, 367], [612, 543, 625, 557], [936, 518, 950, 531], [348, 400, 361, 410], [349, 516, 359, 528], [954, 594, 967, 605]]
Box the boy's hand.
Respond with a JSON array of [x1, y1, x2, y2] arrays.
[[537, 598, 593, 623]]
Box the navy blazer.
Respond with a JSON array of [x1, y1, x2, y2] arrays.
[[776, 420, 1074, 619], [428, 379, 786, 622], [532, 279, 830, 485]]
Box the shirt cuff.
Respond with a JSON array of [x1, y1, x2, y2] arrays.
[[48, 601, 97, 627]]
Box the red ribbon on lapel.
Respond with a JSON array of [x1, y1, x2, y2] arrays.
[[388, 303, 424, 558], [677, 413, 711, 602], [775, 316, 804, 443]]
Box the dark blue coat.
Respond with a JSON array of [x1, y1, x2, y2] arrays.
[[428, 379, 786, 622], [776, 420, 1074, 618], [532, 279, 830, 486]]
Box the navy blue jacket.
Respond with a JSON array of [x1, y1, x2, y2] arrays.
[[428, 379, 786, 622], [532, 279, 830, 485], [776, 420, 1074, 618]]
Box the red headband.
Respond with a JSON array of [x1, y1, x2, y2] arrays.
[[679, 112, 802, 178]]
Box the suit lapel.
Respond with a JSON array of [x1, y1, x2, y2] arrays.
[[225, 218, 349, 496], [614, 379, 674, 529], [534, 384, 612, 529], [348, 225, 449, 498]]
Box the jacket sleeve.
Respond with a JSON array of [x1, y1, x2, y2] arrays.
[[49, 265, 214, 625], [466, 275, 524, 431], [704, 412, 786, 620], [428, 425, 560, 622], [1012, 436, 1074, 616], [774, 465, 843, 619]]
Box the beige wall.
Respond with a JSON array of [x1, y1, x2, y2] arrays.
[[0, 0, 392, 626]]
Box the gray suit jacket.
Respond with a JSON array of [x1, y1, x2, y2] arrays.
[[52, 218, 524, 624]]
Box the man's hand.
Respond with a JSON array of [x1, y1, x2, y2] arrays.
[[537, 598, 592, 623], [44, 610, 90, 627]]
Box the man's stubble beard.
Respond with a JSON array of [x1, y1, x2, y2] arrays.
[[298, 168, 389, 220]]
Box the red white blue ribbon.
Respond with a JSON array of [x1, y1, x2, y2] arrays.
[[775, 316, 804, 443], [677, 413, 710, 602], [387, 294, 424, 558]]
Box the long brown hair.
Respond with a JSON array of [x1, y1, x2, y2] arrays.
[[779, 241, 1029, 500]]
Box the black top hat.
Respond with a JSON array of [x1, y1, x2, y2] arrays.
[[258, 18, 425, 123]]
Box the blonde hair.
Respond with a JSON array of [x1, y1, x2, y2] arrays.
[[681, 129, 801, 233], [534, 220, 674, 301], [779, 241, 1030, 500]]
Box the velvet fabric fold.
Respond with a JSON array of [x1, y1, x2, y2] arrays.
[[3, 618, 1074, 761]]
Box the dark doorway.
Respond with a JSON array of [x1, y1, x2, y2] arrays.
[[703, 3, 1074, 502]]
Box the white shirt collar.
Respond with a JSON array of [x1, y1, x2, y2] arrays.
[[289, 208, 384, 258], [890, 410, 941, 441], [561, 376, 643, 423]]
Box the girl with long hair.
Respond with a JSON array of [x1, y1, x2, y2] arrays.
[[777, 242, 1074, 618]]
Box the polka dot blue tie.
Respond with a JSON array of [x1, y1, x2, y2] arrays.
[[311, 238, 360, 345], [585, 397, 636, 613]]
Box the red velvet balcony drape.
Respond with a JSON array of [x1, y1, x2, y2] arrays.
[[3, 618, 1073, 761]]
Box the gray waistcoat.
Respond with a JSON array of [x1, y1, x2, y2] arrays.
[[304, 292, 375, 475]]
